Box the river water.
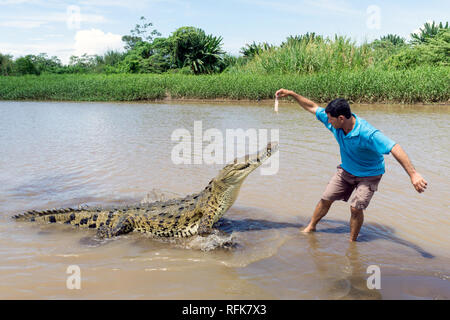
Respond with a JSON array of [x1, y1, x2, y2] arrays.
[[0, 100, 448, 299]]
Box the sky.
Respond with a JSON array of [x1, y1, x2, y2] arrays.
[[0, 0, 449, 64]]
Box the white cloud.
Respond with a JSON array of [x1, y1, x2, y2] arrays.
[[73, 28, 124, 57], [1, 29, 124, 64], [0, 41, 74, 62], [0, 20, 46, 28], [0, 12, 107, 29]]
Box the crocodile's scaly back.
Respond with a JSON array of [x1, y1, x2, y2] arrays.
[[13, 142, 279, 239]]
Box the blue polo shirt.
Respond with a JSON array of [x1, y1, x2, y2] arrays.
[[316, 107, 396, 177]]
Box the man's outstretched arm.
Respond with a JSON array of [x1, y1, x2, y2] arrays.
[[275, 89, 318, 115], [390, 144, 428, 193]]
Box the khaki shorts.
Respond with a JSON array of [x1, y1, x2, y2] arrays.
[[321, 165, 382, 210]]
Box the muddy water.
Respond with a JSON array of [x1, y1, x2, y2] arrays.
[[0, 100, 448, 299]]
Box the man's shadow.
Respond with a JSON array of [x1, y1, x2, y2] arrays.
[[215, 217, 434, 259]]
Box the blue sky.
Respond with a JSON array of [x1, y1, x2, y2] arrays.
[[1, 0, 449, 64]]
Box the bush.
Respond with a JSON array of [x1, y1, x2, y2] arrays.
[[14, 56, 40, 75], [384, 29, 450, 69]]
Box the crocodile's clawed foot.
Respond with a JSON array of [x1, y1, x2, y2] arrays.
[[197, 226, 213, 237]]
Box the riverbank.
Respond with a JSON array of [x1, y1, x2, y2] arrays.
[[1, 66, 449, 104]]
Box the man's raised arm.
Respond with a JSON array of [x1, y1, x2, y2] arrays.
[[275, 89, 319, 115]]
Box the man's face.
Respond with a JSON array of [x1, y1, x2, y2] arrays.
[[326, 113, 345, 129]]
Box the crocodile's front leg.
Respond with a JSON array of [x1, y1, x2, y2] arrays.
[[197, 209, 228, 237], [96, 215, 135, 239]]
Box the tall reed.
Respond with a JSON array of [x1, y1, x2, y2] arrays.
[[228, 35, 374, 75]]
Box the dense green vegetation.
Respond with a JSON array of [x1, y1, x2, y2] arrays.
[[0, 66, 447, 103], [0, 18, 449, 103]]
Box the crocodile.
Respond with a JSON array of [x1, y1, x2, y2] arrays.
[[13, 142, 278, 239]]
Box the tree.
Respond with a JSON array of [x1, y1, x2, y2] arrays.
[[411, 21, 449, 45], [384, 29, 450, 69], [418, 29, 450, 65], [168, 26, 225, 74], [370, 34, 407, 66], [14, 55, 40, 75], [0, 53, 14, 76], [122, 16, 161, 50], [145, 37, 173, 72], [68, 54, 97, 73], [240, 41, 273, 59], [119, 41, 153, 73], [118, 39, 173, 73], [280, 33, 324, 47], [28, 53, 62, 73], [379, 34, 406, 46], [102, 50, 125, 66], [119, 17, 174, 73], [370, 34, 406, 53]]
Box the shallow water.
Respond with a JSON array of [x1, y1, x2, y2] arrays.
[[0, 100, 449, 299]]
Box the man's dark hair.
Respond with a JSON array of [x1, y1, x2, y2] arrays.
[[325, 98, 351, 119]]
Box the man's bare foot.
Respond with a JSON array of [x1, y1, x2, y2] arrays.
[[302, 225, 316, 233]]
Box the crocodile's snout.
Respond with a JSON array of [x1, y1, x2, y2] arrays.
[[248, 141, 279, 167]]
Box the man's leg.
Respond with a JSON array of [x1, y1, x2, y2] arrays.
[[304, 166, 354, 233], [349, 206, 364, 241], [348, 175, 382, 241], [302, 199, 334, 232]]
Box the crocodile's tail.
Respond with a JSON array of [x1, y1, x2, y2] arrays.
[[12, 207, 120, 230], [13, 208, 81, 222]]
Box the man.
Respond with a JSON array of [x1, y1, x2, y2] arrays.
[[275, 89, 428, 241]]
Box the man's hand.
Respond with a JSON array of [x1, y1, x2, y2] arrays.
[[411, 172, 428, 193], [275, 88, 292, 98], [275, 88, 318, 114], [391, 144, 428, 194]]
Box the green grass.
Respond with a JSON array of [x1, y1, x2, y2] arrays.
[[0, 66, 449, 104], [228, 36, 375, 75]]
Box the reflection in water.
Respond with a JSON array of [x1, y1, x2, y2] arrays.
[[217, 217, 303, 233], [317, 219, 435, 259], [307, 234, 382, 299]]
